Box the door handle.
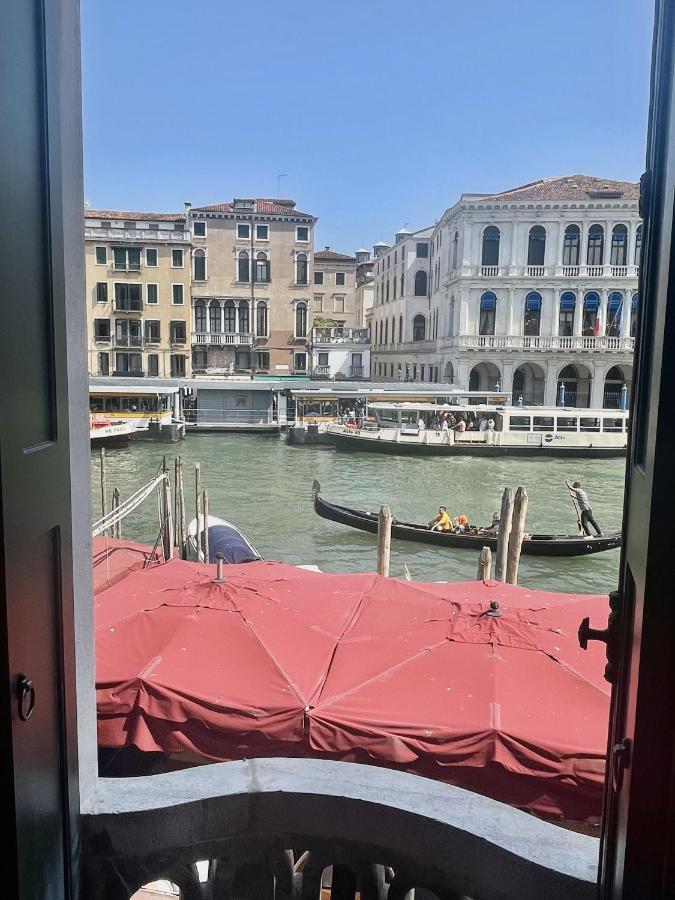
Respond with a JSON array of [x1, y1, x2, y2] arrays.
[[16, 674, 35, 721]]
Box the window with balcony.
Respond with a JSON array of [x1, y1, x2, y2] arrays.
[[193, 249, 206, 281], [98, 351, 109, 375], [336, 272, 345, 286], [412, 314, 426, 341], [523, 292, 542, 336], [296, 225, 309, 242], [255, 251, 270, 283], [295, 301, 308, 338], [239, 301, 250, 334], [610, 225, 628, 266], [115, 318, 142, 347], [193, 349, 208, 370], [606, 292, 624, 336], [194, 301, 207, 332], [114, 282, 141, 311], [209, 300, 222, 333], [224, 300, 236, 332], [635, 224, 642, 265], [144, 320, 160, 343], [296, 253, 309, 285], [414, 270, 427, 296], [147, 353, 159, 376], [95, 281, 108, 302], [95, 245, 107, 264], [416, 242, 428, 258], [172, 248, 184, 268], [256, 350, 270, 370], [256, 224, 269, 240], [256, 302, 268, 337], [527, 225, 546, 266], [193, 221, 206, 237], [170, 321, 187, 344], [146, 248, 158, 267], [170, 354, 186, 376], [238, 251, 250, 282], [172, 284, 184, 305], [94, 318, 110, 340], [314, 271, 324, 285], [587, 224, 605, 266], [481, 226, 500, 267], [562, 225, 580, 266], [631, 292, 639, 336], [559, 291, 576, 336], [115, 351, 143, 375], [113, 246, 141, 270], [583, 291, 600, 335], [146, 283, 158, 304], [479, 291, 496, 335], [237, 222, 250, 240]]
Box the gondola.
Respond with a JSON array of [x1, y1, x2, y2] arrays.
[[312, 482, 621, 558], [187, 514, 262, 564]]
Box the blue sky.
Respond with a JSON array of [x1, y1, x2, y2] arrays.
[[82, 0, 652, 252]]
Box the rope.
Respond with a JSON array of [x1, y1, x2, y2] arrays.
[[91, 472, 169, 537]]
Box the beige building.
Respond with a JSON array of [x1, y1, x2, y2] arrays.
[[354, 247, 375, 328], [84, 210, 192, 378], [312, 248, 358, 328], [188, 198, 316, 376]]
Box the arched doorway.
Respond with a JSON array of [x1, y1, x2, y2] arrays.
[[512, 362, 546, 405], [558, 364, 592, 408], [443, 361, 454, 384], [469, 361, 501, 392], [603, 365, 633, 408]]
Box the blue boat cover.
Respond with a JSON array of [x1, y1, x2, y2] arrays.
[[203, 525, 260, 564]]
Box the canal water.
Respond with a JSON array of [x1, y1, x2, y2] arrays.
[[91, 434, 625, 594]]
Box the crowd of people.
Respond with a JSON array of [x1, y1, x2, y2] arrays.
[[428, 507, 501, 535], [416, 411, 496, 433]]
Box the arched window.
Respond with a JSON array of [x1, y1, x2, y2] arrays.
[[209, 299, 221, 333], [391, 316, 396, 344], [527, 225, 546, 266], [296, 253, 308, 285], [631, 292, 639, 337], [606, 292, 623, 337], [239, 301, 250, 334], [481, 226, 500, 266], [635, 225, 642, 265], [414, 270, 427, 296], [194, 301, 206, 333], [386, 280, 390, 302], [610, 225, 628, 266], [237, 251, 250, 283], [479, 291, 496, 336], [193, 249, 206, 281], [400, 272, 405, 295], [223, 300, 236, 332], [295, 301, 308, 338], [558, 291, 576, 337], [562, 225, 580, 266], [452, 231, 459, 269], [384, 320, 389, 344], [256, 302, 268, 337], [255, 251, 270, 283], [587, 225, 604, 266], [582, 291, 600, 336], [523, 292, 542, 336], [398, 315, 403, 342], [412, 315, 426, 342]]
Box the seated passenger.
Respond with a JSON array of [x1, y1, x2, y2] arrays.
[[428, 506, 452, 532], [453, 514, 469, 533], [479, 511, 501, 535], [455, 417, 466, 432]]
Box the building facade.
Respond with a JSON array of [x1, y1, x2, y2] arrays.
[[370, 175, 640, 407], [84, 210, 192, 378], [310, 326, 370, 379], [187, 198, 316, 377], [354, 247, 375, 328], [312, 248, 358, 328]]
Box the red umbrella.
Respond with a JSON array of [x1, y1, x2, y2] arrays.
[[96, 559, 610, 820], [92, 536, 161, 595]]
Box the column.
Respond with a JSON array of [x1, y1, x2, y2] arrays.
[[554, 221, 564, 269], [599, 289, 609, 336], [573, 291, 583, 337], [501, 360, 515, 395], [544, 361, 558, 406], [580, 221, 590, 271], [510, 222, 519, 273], [604, 221, 612, 272], [627, 220, 638, 273], [220, 300, 225, 334], [235, 303, 240, 335], [461, 220, 472, 270], [589, 364, 606, 409], [456, 358, 471, 390], [507, 288, 516, 335]]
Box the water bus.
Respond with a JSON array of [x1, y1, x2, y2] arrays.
[[89, 382, 185, 442], [326, 402, 628, 457], [89, 416, 138, 446]]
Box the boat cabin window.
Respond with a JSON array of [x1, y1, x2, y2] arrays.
[[90, 397, 105, 412], [580, 416, 601, 432], [533, 416, 555, 432], [602, 417, 624, 432], [509, 415, 531, 431], [556, 416, 578, 432]]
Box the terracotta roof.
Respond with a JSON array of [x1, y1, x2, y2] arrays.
[[84, 209, 185, 221], [193, 198, 315, 218], [479, 175, 640, 203], [315, 249, 357, 262]]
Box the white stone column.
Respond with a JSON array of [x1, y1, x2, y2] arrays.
[[507, 288, 516, 335], [235, 303, 240, 335], [590, 363, 606, 409], [456, 357, 471, 390], [510, 222, 519, 273], [544, 361, 559, 406], [599, 289, 609, 335], [461, 220, 472, 271], [220, 300, 225, 334], [502, 359, 515, 395], [573, 291, 583, 337], [580, 221, 590, 269], [554, 221, 564, 268]]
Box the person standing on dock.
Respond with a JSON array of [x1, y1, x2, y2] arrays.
[[570, 481, 603, 536]]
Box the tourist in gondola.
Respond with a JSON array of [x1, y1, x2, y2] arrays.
[[428, 506, 452, 532]]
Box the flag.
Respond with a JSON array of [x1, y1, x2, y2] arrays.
[[593, 316, 601, 336]]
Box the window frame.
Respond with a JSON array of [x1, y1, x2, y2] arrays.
[[146, 283, 158, 305], [296, 225, 309, 242], [95, 245, 107, 265], [192, 220, 207, 238], [170, 320, 187, 344], [193, 248, 207, 281], [336, 272, 346, 286], [145, 247, 158, 267], [171, 248, 184, 269], [93, 318, 110, 340], [171, 283, 184, 305], [236, 222, 251, 240], [95, 281, 108, 303], [255, 223, 269, 241]]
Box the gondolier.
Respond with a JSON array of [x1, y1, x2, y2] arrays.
[[567, 481, 603, 536]]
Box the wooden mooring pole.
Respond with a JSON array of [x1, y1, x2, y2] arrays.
[[99, 447, 107, 523], [506, 487, 528, 586], [112, 487, 121, 539], [161, 457, 173, 563], [195, 463, 201, 561], [377, 505, 392, 577], [476, 546, 492, 581], [176, 456, 187, 559], [202, 489, 210, 564], [494, 487, 514, 582]]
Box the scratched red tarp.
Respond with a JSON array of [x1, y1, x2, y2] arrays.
[[92, 536, 162, 594], [95, 559, 610, 820]]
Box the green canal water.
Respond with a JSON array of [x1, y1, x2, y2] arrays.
[[91, 433, 625, 594]]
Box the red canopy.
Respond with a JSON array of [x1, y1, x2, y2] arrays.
[[92, 536, 161, 595], [96, 560, 610, 819]]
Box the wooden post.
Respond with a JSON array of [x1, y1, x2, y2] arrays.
[[494, 487, 514, 582], [112, 487, 121, 539], [177, 456, 187, 559], [99, 447, 107, 524], [202, 489, 210, 564], [195, 463, 201, 562], [477, 546, 492, 581], [506, 486, 528, 585], [162, 458, 173, 563], [403, 562, 412, 582], [174, 457, 180, 548], [377, 505, 392, 577]]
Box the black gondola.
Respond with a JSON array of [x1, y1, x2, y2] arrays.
[[312, 482, 621, 558]]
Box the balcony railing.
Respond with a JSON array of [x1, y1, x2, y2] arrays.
[[312, 327, 369, 345], [587, 265, 604, 277], [453, 333, 635, 352], [467, 263, 638, 279], [113, 336, 143, 348], [526, 265, 545, 277], [192, 331, 254, 346], [85, 226, 189, 243], [611, 265, 628, 277], [350, 365, 364, 377], [112, 369, 144, 377], [561, 265, 579, 277], [480, 265, 500, 277], [114, 300, 143, 312], [313, 365, 331, 377]]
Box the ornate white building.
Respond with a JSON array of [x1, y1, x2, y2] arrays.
[[370, 175, 640, 408]]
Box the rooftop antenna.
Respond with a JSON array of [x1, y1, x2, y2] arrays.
[[277, 174, 288, 198]]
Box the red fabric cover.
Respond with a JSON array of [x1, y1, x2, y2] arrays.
[[95, 560, 610, 819], [92, 536, 161, 595]]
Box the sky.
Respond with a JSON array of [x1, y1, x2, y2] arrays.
[[82, 0, 653, 252]]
